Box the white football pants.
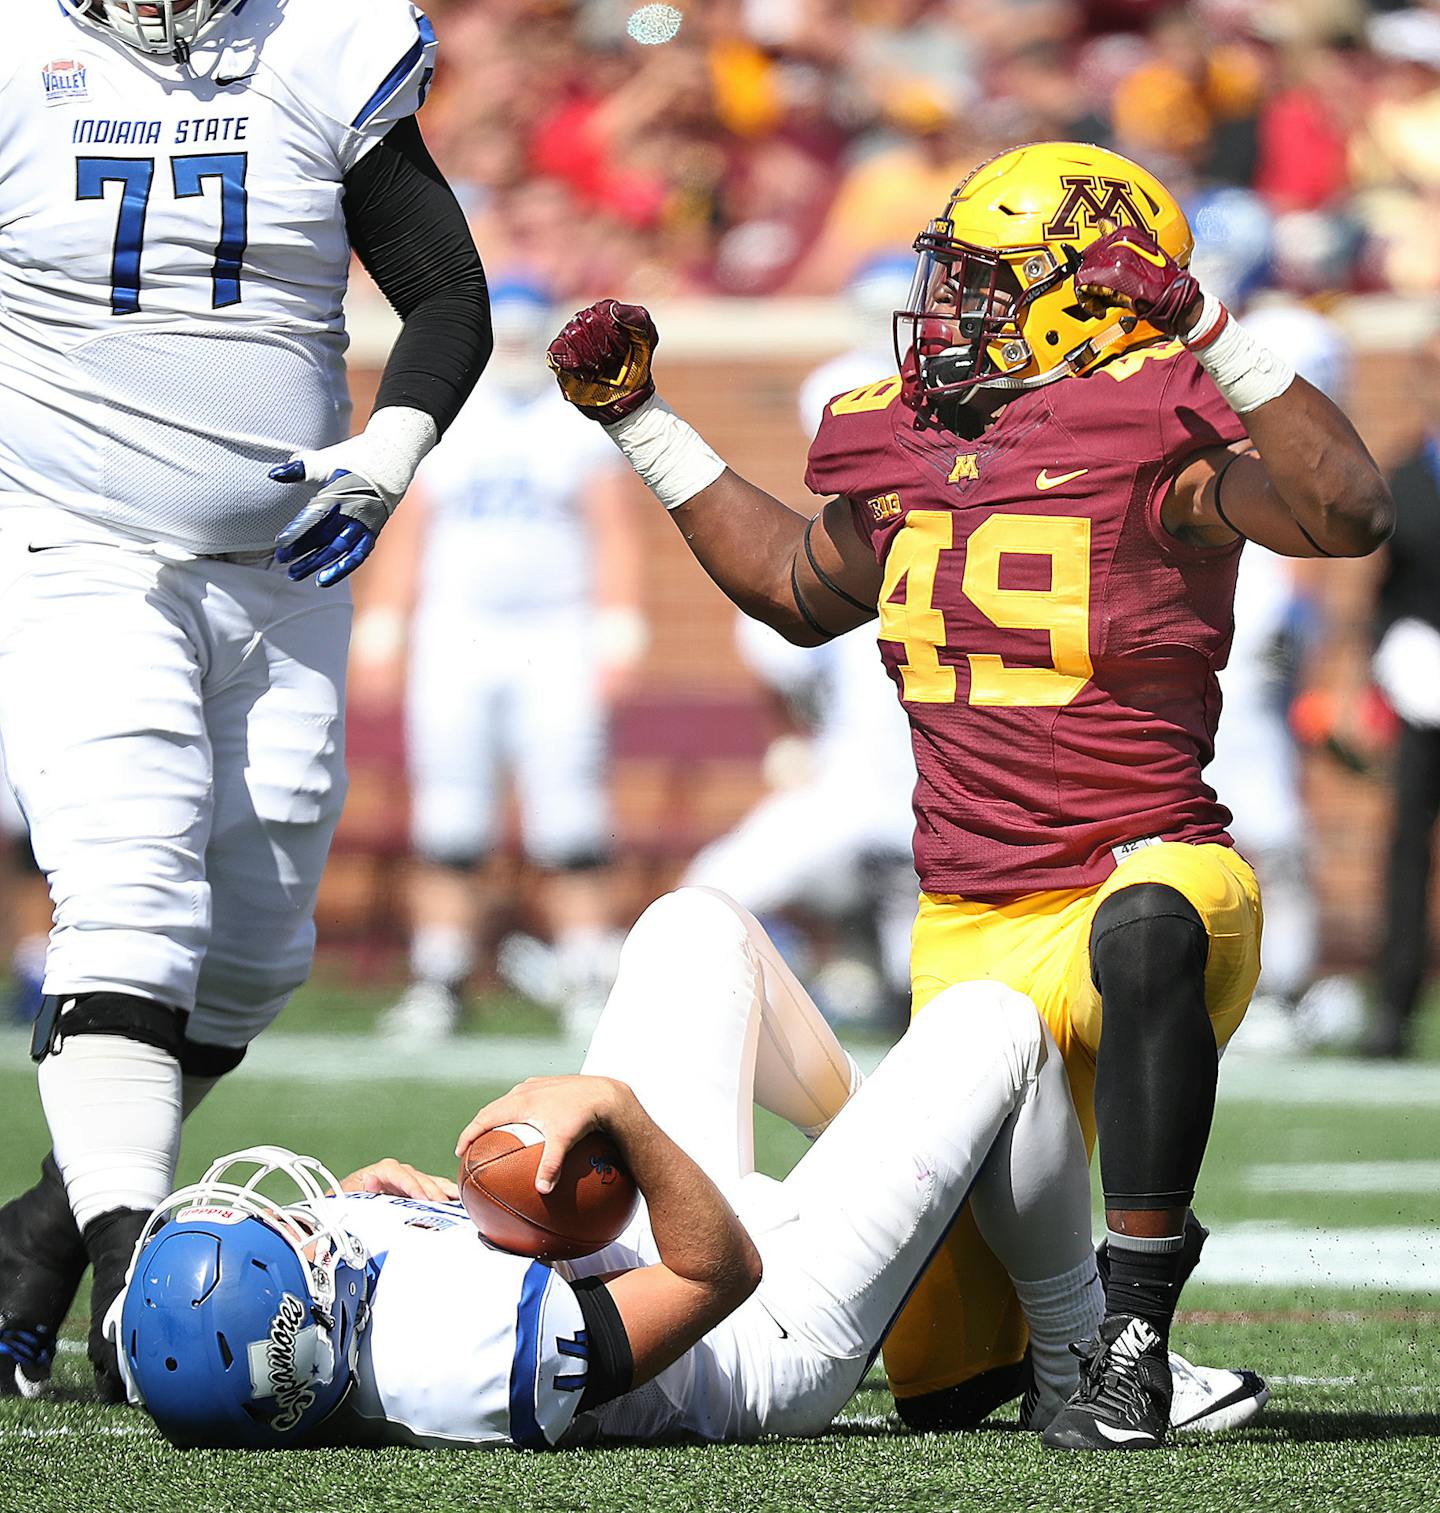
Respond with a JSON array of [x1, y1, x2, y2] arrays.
[[407, 608, 608, 867], [572, 888, 1094, 1443], [0, 519, 349, 1046]]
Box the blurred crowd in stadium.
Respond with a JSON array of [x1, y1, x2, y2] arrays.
[[412, 0, 1440, 301], [6, 0, 1440, 1059]]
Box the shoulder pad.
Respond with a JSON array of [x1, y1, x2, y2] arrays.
[[804, 374, 906, 500], [266, 0, 437, 172], [1081, 342, 1248, 465]]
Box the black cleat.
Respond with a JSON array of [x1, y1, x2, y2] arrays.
[[0, 1154, 88, 1399], [81, 1207, 150, 1404], [1041, 1315, 1172, 1451]]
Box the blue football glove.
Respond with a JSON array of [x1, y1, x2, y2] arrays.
[[272, 466, 389, 586], [271, 409, 437, 587]]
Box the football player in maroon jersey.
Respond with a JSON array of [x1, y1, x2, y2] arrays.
[[547, 142, 1391, 1450]]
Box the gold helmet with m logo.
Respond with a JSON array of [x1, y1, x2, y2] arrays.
[[896, 141, 1193, 414]]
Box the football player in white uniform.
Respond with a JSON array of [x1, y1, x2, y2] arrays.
[[0, 0, 491, 1400], [353, 281, 642, 1043], [114, 890, 1267, 1449]]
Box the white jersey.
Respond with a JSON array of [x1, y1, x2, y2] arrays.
[[0, 0, 436, 552], [416, 381, 621, 617], [317, 1194, 590, 1451]]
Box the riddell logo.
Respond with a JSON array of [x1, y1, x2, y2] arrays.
[[1044, 175, 1150, 239], [42, 59, 88, 106]]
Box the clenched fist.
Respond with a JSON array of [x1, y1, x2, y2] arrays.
[[547, 300, 658, 423], [1074, 226, 1203, 339]]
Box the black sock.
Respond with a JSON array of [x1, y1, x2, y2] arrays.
[[1103, 1237, 1184, 1345]]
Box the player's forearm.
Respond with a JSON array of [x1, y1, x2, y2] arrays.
[[601, 397, 867, 645], [670, 470, 831, 646], [345, 116, 493, 436], [1234, 383, 1393, 557], [607, 1086, 762, 1302], [1180, 293, 1391, 557]]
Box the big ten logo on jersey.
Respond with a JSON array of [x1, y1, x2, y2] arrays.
[[42, 59, 89, 107], [70, 117, 251, 146], [1044, 175, 1153, 239], [867, 491, 902, 523]]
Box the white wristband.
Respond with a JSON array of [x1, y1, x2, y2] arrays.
[[1183, 293, 1295, 414], [602, 395, 727, 510], [360, 406, 440, 505]]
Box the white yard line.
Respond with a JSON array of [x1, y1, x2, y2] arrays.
[[1199, 1224, 1439, 1289], [5, 1030, 1440, 1105], [1246, 1161, 1440, 1193]]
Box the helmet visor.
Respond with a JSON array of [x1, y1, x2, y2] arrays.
[[896, 233, 1034, 410]]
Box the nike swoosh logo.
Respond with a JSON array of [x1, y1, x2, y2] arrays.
[[214, 72, 255, 87], [1095, 1420, 1159, 1445], [1036, 468, 1089, 491], [26, 544, 64, 553], [1119, 238, 1169, 268]]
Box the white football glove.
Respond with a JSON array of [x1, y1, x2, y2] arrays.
[[271, 407, 437, 586]]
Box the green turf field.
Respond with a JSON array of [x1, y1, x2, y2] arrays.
[[2, 981, 1437, 1513]]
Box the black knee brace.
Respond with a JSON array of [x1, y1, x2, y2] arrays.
[[28, 992, 244, 1078], [1090, 883, 1217, 1212], [178, 1036, 246, 1078], [1089, 882, 1209, 996], [30, 992, 185, 1065]]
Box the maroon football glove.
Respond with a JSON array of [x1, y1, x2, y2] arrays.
[[547, 300, 658, 423], [1073, 227, 1204, 339]]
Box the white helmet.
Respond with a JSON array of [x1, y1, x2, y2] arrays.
[[59, 0, 244, 60]]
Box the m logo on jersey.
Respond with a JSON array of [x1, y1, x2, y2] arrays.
[[948, 454, 979, 483], [42, 60, 89, 107], [1044, 176, 1151, 239]]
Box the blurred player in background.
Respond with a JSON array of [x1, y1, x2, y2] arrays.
[[357, 282, 643, 1043], [1366, 331, 1440, 1058], [1193, 190, 1366, 1054], [114, 890, 1265, 1450], [0, 0, 490, 1400], [547, 142, 1391, 1449], [685, 256, 917, 1026]]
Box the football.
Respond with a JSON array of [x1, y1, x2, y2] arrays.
[[458, 1122, 639, 1261]]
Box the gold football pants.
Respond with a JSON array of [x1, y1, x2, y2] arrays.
[[883, 841, 1262, 1402]]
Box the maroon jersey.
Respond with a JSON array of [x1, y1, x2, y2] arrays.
[[804, 342, 1249, 899]]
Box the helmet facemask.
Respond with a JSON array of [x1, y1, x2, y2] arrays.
[[118, 1148, 373, 1447], [896, 224, 1082, 418], [60, 0, 241, 62]]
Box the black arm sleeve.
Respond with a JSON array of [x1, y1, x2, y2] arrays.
[[571, 1276, 635, 1413], [342, 115, 492, 434]]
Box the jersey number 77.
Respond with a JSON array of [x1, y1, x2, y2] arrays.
[[76, 152, 249, 315]]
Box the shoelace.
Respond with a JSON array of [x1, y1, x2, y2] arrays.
[[0, 1325, 55, 1368], [1071, 1335, 1154, 1423]]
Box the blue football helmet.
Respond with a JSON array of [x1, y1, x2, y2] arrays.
[[59, 0, 244, 60], [117, 1147, 372, 1449]]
